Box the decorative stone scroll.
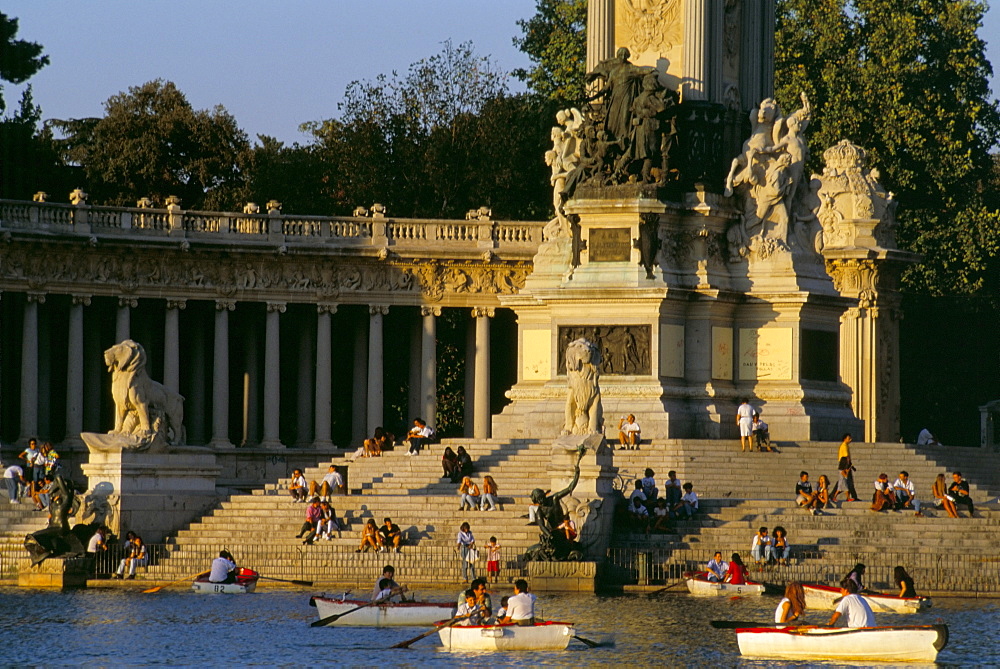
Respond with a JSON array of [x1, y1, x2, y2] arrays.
[[559, 325, 651, 375]]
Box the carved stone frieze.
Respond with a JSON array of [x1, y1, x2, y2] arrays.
[[620, 0, 682, 55], [558, 325, 651, 375]]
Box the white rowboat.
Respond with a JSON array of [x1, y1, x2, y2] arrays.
[[802, 583, 930, 613], [736, 624, 948, 662], [191, 568, 259, 594], [437, 621, 574, 651], [311, 596, 454, 627], [685, 571, 765, 597]]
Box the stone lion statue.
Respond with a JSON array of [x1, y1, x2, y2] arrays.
[[563, 338, 604, 435], [105, 339, 185, 445]]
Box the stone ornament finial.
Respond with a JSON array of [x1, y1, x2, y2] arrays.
[[165, 195, 182, 209], [352, 206, 369, 217], [370, 203, 387, 218], [266, 200, 282, 214], [243, 202, 260, 215], [69, 188, 89, 205], [136, 197, 154, 209], [33, 191, 47, 203]]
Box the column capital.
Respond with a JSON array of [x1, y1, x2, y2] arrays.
[[317, 303, 338, 315], [26, 292, 46, 304], [71, 294, 92, 306], [369, 304, 389, 316], [118, 296, 138, 309], [421, 306, 442, 317], [166, 298, 187, 311], [215, 299, 236, 311], [471, 306, 495, 318], [266, 301, 287, 314]]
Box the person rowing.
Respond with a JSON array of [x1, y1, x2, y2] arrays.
[[829, 578, 875, 628], [371, 564, 408, 602], [775, 581, 806, 624], [499, 579, 536, 626], [208, 550, 237, 584]]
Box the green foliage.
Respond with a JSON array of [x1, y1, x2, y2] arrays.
[[775, 0, 1000, 298], [304, 41, 554, 219], [50, 80, 252, 209], [0, 87, 74, 199], [512, 0, 588, 103], [0, 13, 49, 115]]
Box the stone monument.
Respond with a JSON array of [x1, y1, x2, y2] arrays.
[[80, 340, 221, 543]]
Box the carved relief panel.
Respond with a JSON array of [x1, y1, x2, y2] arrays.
[[558, 325, 652, 375]]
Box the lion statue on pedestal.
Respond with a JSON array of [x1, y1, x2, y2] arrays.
[[562, 338, 604, 435], [105, 339, 185, 446]]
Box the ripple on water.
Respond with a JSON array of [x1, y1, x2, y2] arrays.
[[0, 586, 995, 666]]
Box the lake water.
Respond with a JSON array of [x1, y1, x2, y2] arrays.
[[0, 585, 996, 666]]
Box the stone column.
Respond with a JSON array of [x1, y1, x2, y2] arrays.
[[740, 0, 763, 108], [472, 307, 494, 439], [164, 299, 185, 395], [407, 318, 422, 422], [707, 0, 725, 103], [682, 0, 710, 101], [586, 0, 615, 74], [351, 320, 369, 444], [313, 304, 336, 448], [366, 305, 388, 436], [64, 295, 90, 445], [210, 300, 235, 449], [464, 318, 476, 437], [760, 0, 776, 99], [19, 293, 43, 442], [261, 301, 286, 448], [116, 297, 135, 343], [420, 306, 440, 429]]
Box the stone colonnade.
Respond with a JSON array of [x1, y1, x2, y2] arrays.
[[2, 293, 499, 448]]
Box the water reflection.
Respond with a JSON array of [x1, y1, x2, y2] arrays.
[[0, 587, 993, 666]]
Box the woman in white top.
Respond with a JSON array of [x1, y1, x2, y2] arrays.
[[457, 522, 477, 582], [775, 582, 806, 623]]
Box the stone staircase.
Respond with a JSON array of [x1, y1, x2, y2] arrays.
[[0, 498, 49, 577]]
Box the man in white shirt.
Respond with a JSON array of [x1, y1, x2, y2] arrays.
[[371, 565, 403, 601], [618, 414, 641, 449], [405, 418, 433, 455], [829, 579, 875, 628], [892, 471, 921, 515], [319, 465, 345, 498], [501, 579, 537, 626], [736, 399, 755, 452], [208, 550, 237, 584], [917, 428, 940, 446], [3, 463, 26, 503], [706, 551, 729, 582]]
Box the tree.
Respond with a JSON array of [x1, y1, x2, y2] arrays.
[[0, 86, 76, 199], [512, 0, 587, 104], [50, 80, 252, 209], [0, 13, 49, 115]]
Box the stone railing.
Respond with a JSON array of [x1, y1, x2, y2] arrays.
[[0, 199, 545, 257]]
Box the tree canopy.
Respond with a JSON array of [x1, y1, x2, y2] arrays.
[[0, 13, 49, 115], [50, 80, 251, 209], [512, 0, 587, 104]]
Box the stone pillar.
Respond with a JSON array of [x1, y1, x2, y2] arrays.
[[464, 317, 476, 437], [314, 304, 336, 448], [682, 0, 710, 101], [586, 0, 615, 74], [210, 300, 235, 449], [116, 297, 135, 343], [420, 306, 440, 429], [65, 295, 90, 445], [408, 317, 422, 422], [163, 299, 185, 395], [366, 305, 388, 437], [760, 0, 776, 99], [740, 0, 763, 108], [706, 0, 725, 103], [261, 302, 286, 448], [472, 307, 494, 439], [19, 293, 43, 442], [351, 320, 369, 444]]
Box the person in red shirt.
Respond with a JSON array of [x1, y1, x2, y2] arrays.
[[724, 552, 749, 585]]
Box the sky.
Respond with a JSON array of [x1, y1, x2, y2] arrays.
[[5, 1, 1000, 147]]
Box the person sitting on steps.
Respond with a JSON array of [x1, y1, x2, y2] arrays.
[[618, 414, 641, 449], [377, 517, 402, 553], [948, 472, 975, 517], [405, 418, 433, 455], [752, 413, 774, 452]]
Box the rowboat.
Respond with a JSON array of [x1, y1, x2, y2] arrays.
[[736, 624, 949, 662], [310, 596, 455, 626], [685, 571, 765, 597], [437, 621, 575, 651], [191, 567, 259, 594], [802, 583, 930, 613]]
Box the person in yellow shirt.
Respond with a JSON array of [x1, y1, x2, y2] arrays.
[[831, 433, 858, 502]]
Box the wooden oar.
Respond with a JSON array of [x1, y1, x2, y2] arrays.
[[711, 620, 810, 629], [646, 581, 686, 598], [311, 587, 407, 627], [572, 634, 614, 648], [258, 575, 313, 587], [390, 613, 471, 649], [142, 570, 209, 594]]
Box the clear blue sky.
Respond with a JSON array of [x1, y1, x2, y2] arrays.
[[5, 0, 1000, 146]]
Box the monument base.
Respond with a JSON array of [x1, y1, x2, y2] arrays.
[[527, 560, 598, 592], [18, 556, 92, 588], [81, 448, 221, 543]]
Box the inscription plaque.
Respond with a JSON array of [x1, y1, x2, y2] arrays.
[[588, 228, 632, 262]]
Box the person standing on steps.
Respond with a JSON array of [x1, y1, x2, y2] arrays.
[[737, 399, 755, 452], [831, 433, 858, 502], [457, 521, 477, 582]]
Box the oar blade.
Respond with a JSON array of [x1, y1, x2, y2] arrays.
[[710, 620, 785, 629]]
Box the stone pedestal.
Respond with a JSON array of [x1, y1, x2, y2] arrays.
[[81, 448, 221, 543], [546, 434, 617, 561], [528, 560, 599, 592], [18, 556, 92, 588]]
